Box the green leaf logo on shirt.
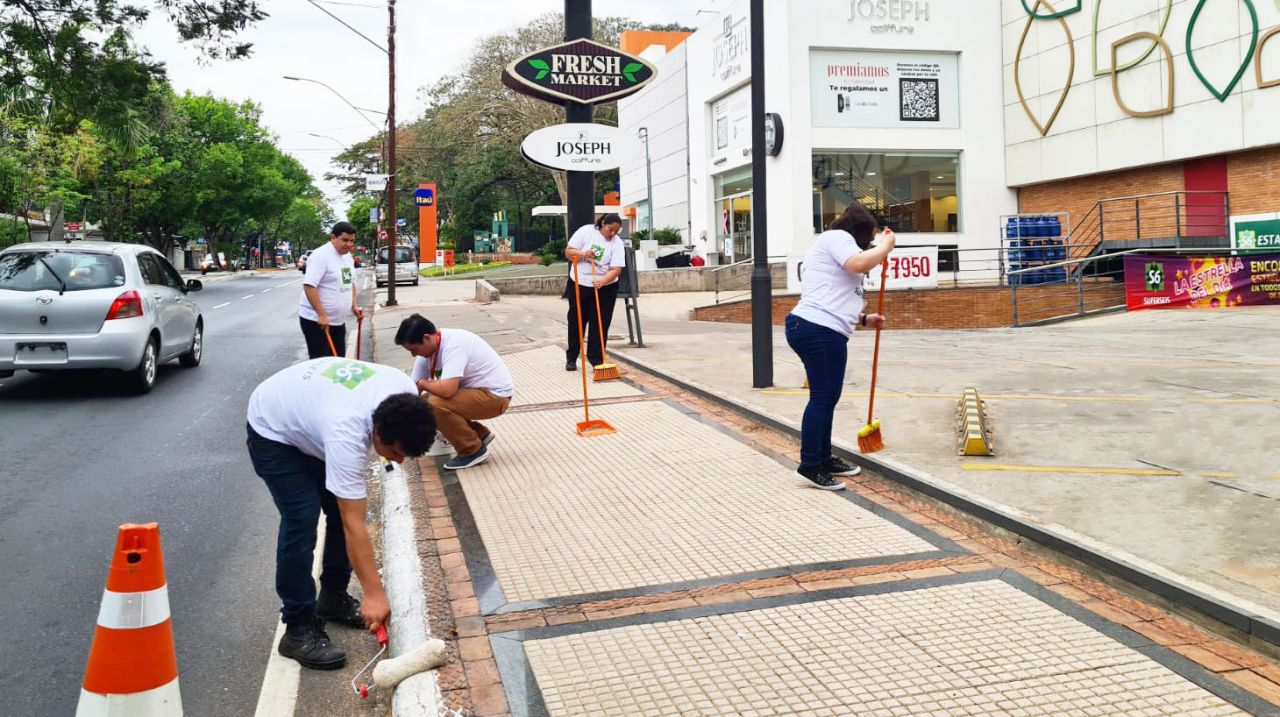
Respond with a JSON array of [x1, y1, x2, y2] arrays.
[[341, 267, 353, 285], [322, 359, 374, 389], [591, 244, 604, 261]]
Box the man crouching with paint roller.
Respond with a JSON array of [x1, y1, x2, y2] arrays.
[[246, 357, 435, 670]]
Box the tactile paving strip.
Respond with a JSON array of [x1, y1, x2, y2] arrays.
[[503, 345, 644, 407], [459, 400, 939, 604], [521, 579, 1248, 717]]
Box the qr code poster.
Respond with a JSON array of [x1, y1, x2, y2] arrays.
[[900, 78, 940, 122], [810, 49, 958, 129]]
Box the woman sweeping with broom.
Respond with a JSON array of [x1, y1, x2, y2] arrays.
[[564, 213, 626, 375], [786, 204, 895, 490]]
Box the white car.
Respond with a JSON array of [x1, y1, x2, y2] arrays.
[[375, 245, 420, 287], [0, 242, 204, 393]]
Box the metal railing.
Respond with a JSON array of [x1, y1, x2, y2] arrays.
[[1065, 191, 1230, 262], [712, 255, 786, 304]]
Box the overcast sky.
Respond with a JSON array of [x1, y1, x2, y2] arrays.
[[135, 0, 731, 217]]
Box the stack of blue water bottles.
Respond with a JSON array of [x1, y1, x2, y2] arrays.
[[1005, 215, 1065, 285]]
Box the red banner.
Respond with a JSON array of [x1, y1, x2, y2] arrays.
[[1124, 254, 1280, 310]]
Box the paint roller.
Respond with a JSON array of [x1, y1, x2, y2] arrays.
[[352, 625, 449, 698]]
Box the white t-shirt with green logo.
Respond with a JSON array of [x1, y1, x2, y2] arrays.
[[567, 224, 625, 287], [299, 241, 355, 323], [409, 328, 515, 398], [248, 358, 418, 499]]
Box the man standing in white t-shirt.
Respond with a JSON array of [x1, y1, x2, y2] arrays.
[[299, 222, 364, 358], [246, 357, 435, 669], [395, 313, 515, 471]]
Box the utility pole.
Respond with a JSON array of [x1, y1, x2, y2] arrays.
[[565, 0, 593, 234], [638, 127, 654, 233], [749, 0, 772, 388], [384, 0, 398, 306]]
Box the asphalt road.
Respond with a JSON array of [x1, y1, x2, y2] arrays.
[[0, 269, 332, 715]]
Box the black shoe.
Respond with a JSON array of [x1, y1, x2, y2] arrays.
[[316, 589, 364, 629], [565, 360, 577, 371], [443, 446, 490, 471], [278, 617, 347, 670], [824, 457, 862, 477], [795, 465, 847, 491]]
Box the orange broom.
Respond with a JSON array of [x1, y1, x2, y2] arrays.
[[588, 259, 621, 382], [572, 261, 616, 437], [325, 326, 340, 358], [858, 260, 888, 453]]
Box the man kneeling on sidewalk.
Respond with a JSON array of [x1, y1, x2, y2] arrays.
[[396, 314, 515, 471]]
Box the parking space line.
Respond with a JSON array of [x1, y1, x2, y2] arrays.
[[213, 302, 230, 310], [961, 464, 1181, 476]]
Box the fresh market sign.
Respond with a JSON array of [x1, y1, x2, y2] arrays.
[[502, 38, 656, 105], [521, 123, 631, 171]]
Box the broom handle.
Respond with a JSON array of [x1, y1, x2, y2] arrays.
[[325, 327, 339, 358], [572, 261, 591, 422], [589, 257, 609, 364], [866, 260, 888, 426]]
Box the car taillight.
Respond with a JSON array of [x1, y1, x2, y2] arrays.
[[105, 290, 143, 320]]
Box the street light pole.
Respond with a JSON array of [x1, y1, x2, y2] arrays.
[[749, 0, 773, 388], [565, 0, 594, 235], [638, 127, 654, 234], [385, 0, 398, 307]]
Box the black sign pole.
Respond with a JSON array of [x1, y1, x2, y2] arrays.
[[750, 0, 773, 388], [565, 0, 594, 235]]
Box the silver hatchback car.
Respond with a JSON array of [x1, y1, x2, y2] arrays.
[[0, 242, 204, 393]]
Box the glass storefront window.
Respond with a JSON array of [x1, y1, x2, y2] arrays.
[[714, 167, 753, 262], [812, 152, 960, 234]]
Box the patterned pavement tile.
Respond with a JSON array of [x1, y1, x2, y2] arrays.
[[521, 580, 1248, 717], [503, 345, 643, 407], [461, 400, 939, 604]]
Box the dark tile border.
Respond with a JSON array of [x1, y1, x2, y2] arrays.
[[612, 349, 1280, 650], [490, 569, 1280, 717], [439, 394, 967, 616]]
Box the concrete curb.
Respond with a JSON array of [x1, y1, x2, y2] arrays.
[[610, 346, 1280, 652], [475, 279, 500, 303], [379, 462, 447, 714]]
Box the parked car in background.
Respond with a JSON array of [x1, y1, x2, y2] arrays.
[[296, 250, 312, 272], [0, 242, 204, 393], [376, 245, 419, 287]]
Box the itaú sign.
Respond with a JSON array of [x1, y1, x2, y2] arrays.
[[502, 38, 656, 105], [520, 123, 631, 171]]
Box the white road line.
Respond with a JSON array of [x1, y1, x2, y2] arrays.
[[242, 295, 255, 300], [253, 514, 325, 717], [279, 279, 301, 288], [260, 289, 272, 294], [213, 302, 231, 310]]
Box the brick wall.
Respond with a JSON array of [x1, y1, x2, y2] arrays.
[[690, 283, 1127, 329], [1018, 163, 1185, 247], [1227, 146, 1280, 216]]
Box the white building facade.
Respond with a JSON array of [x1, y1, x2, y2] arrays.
[[623, 0, 1019, 272]]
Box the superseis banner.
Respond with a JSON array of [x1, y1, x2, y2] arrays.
[[1124, 254, 1280, 310]]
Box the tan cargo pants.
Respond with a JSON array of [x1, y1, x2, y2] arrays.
[[427, 388, 511, 456]]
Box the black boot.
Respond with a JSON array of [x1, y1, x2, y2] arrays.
[[316, 589, 364, 629], [278, 617, 346, 670]]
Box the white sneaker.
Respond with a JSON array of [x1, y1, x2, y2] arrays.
[[426, 432, 453, 457]]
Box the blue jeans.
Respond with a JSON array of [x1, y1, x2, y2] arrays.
[[247, 424, 352, 624], [785, 314, 849, 471]]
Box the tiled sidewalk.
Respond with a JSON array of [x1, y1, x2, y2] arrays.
[[402, 344, 1280, 717]]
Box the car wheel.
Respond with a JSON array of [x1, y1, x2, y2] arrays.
[[413, 277, 419, 286], [179, 321, 203, 368], [128, 337, 159, 394]]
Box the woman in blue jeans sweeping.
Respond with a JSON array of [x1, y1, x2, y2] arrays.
[[786, 204, 895, 490]]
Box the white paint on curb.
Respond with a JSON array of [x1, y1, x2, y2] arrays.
[[379, 460, 447, 715]]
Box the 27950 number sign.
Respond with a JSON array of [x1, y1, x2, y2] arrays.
[[865, 247, 940, 290]]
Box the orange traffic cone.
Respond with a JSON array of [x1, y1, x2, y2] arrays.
[[77, 523, 182, 716]]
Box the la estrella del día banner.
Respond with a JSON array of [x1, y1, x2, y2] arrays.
[[1124, 254, 1280, 310]]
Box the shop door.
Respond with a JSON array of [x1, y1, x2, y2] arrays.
[[716, 192, 753, 263]]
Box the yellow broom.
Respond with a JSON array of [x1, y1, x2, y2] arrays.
[[589, 258, 621, 382], [858, 260, 888, 453]]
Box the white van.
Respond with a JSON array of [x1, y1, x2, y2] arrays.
[[375, 245, 420, 287]]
